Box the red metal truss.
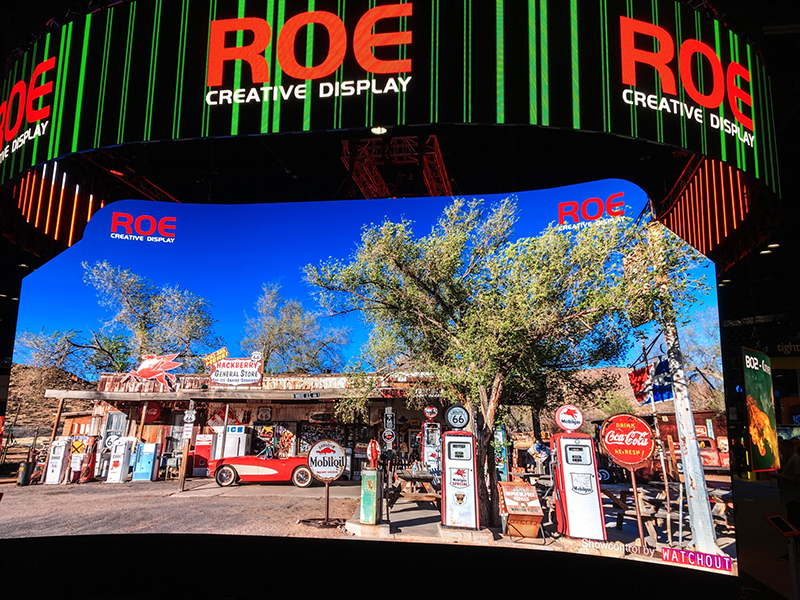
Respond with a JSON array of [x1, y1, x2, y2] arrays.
[[341, 135, 452, 199]]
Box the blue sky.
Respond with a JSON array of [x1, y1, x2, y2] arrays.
[[14, 178, 718, 369]]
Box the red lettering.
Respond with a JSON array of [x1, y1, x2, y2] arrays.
[[619, 17, 676, 95], [111, 212, 134, 234], [558, 201, 579, 224], [580, 198, 604, 221], [207, 18, 272, 87], [678, 39, 724, 109], [353, 3, 413, 74], [26, 57, 56, 122], [727, 62, 753, 131], [4, 80, 27, 143], [276, 11, 347, 80], [158, 216, 177, 237], [605, 192, 625, 217], [135, 215, 157, 236]]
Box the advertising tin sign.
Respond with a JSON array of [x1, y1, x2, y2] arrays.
[[307, 439, 346, 482], [599, 414, 655, 469], [555, 405, 583, 432], [209, 357, 263, 388]]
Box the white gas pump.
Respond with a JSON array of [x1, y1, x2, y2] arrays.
[[551, 432, 606, 541], [422, 421, 441, 472], [106, 438, 134, 483], [441, 431, 479, 529], [44, 440, 70, 484]]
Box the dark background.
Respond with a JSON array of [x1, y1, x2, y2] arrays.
[[2, 1, 799, 597]]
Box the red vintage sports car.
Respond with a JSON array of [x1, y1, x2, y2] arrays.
[[209, 446, 313, 488]]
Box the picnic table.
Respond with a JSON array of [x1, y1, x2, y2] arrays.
[[390, 469, 441, 508]]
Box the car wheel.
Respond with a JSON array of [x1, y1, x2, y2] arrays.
[[215, 465, 238, 487], [292, 466, 313, 488]]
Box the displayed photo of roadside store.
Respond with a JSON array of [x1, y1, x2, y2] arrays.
[[6, 178, 736, 576]]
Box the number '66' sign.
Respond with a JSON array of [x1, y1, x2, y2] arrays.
[[444, 405, 470, 430]]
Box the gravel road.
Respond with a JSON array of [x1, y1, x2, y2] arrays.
[[0, 478, 360, 540]]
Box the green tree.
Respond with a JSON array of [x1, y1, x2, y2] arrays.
[[240, 283, 349, 374], [305, 197, 635, 525], [82, 260, 222, 368]]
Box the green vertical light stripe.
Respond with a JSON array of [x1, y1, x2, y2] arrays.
[[15, 53, 30, 169], [271, 1, 286, 133], [365, 0, 375, 127], [598, 0, 609, 131], [231, 0, 246, 136], [569, 0, 579, 129], [262, 0, 276, 133], [95, 13, 114, 148], [674, 3, 686, 148], [48, 31, 66, 160], [54, 22, 74, 158], [746, 46, 759, 180], [144, 0, 162, 141], [31, 34, 51, 165], [767, 77, 780, 195], [333, 0, 345, 129], [713, 21, 726, 162], [654, 2, 663, 144], [539, 0, 549, 126], [429, 0, 439, 123], [173, 0, 190, 139], [462, 0, 473, 123], [71, 15, 92, 152], [303, 0, 316, 131], [730, 31, 741, 170], [118, 4, 137, 144], [695, 11, 706, 155], [527, 0, 537, 125], [397, 0, 408, 125], [202, 0, 217, 137], [626, 0, 635, 137], [496, 0, 505, 124], [759, 64, 774, 188]]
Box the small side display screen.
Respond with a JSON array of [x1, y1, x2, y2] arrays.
[[565, 445, 591, 465], [448, 442, 472, 461], [768, 515, 799, 536]]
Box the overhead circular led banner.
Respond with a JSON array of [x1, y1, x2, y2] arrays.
[[0, 0, 779, 191]]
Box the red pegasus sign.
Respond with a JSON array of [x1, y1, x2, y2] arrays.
[[123, 354, 183, 392]]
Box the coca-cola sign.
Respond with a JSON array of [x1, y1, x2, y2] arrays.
[[599, 414, 654, 468]]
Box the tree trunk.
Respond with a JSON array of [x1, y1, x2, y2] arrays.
[[664, 318, 721, 554]]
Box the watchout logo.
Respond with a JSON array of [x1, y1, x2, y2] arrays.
[[110, 212, 176, 244]]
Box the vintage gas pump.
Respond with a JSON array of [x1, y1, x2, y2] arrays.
[[422, 420, 441, 473], [441, 405, 479, 530], [44, 440, 70, 484], [106, 438, 134, 483], [550, 405, 606, 541], [132, 442, 160, 481]]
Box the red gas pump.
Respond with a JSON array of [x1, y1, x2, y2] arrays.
[[550, 405, 606, 541]]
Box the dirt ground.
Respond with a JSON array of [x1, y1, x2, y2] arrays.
[[0, 479, 359, 540]]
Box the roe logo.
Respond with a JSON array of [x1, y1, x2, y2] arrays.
[[558, 192, 626, 226], [110, 212, 177, 244]]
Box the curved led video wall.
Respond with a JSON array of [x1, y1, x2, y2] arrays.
[[0, 0, 780, 193]]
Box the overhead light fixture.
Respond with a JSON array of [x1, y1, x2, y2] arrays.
[[767, 243, 780, 248], [718, 283, 725, 287], [370, 126, 388, 135], [760, 249, 772, 255], [11, 297, 19, 301], [18, 263, 28, 268], [0, 294, 6, 298], [722, 279, 731, 283]]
